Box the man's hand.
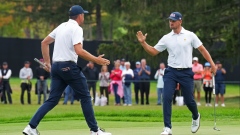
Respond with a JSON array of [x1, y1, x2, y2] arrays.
[[95, 54, 110, 66], [40, 76, 44, 80], [136, 31, 147, 43], [43, 63, 51, 72]]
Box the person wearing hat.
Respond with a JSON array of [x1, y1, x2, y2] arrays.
[[133, 61, 141, 104], [136, 11, 216, 134], [19, 61, 33, 105], [202, 62, 213, 107], [23, 5, 111, 135], [119, 58, 126, 71], [192, 57, 203, 106], [215, 61, 226, 107], [0, 62, 12, 104]]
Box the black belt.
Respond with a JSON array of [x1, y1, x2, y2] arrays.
[[53, 61, 75, 64], [169, 66, 190, 70]]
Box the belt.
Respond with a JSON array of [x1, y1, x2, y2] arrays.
[[169, 66, 190, 70], [53, 61, 75, 64]]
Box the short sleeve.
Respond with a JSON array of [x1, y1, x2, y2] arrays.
[[72, 27, 83, 46], [48, 27, 58, 39], [154, 36, 167, 52], [191, 32, 203, 49]]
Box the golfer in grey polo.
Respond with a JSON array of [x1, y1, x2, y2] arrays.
[[136, 12, 217, 135]]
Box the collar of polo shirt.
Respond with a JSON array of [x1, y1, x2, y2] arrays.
[[170, 27, 186, 35], [68, 19, 79, 25]]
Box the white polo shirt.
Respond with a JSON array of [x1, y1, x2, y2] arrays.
[[154, 27, 202, 68], [49, 19, 83, 63]]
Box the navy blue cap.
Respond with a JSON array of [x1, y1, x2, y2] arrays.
[[168, 12, 182, 21], [69, 5, 89, 16]]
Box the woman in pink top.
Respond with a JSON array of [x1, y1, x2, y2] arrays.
[[110, 62, 122, 105]]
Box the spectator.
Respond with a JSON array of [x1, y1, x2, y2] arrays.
[[35, 59, 49, 104], [63, 86, 75, 105], [215, 61, 226, 107], [99, 65, 110, 105], [192, 57, 203, 106], [82, 61, 99, 103], [202, 62, 213, 107], [121, 62, 134, 106], [0, 62, 12, 104], [110, 61, 123, 105], [119, 58, 126, 71], [173, 83, 182, 105], [154, 62, 165, 105], [133, 61, 141, 104], [19, 61, 33, 105], [138, 59, 151, 105]]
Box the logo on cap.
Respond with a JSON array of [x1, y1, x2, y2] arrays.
[[170, 13, 176, 17]]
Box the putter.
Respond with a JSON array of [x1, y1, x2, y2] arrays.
[[212, 74, 220, 131], [34, 58, 46, 67]]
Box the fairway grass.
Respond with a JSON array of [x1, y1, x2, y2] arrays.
[[0, 120, 239, 135]]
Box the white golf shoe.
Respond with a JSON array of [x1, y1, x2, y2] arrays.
[[23, 125, 40, 135], [161, 127, 172, 135], [191, 113, 200, 133], [90, 128, 112, 135]]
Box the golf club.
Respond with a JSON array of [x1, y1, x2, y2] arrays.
[[212, 73, 220, 131], [34, 58, 46, 67]]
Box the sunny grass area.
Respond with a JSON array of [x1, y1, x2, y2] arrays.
[[0, 78, 239, 124]]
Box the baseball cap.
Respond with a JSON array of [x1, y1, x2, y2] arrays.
[[136, 61, 140, 65], [193, 57, 198, 61], [168, 12, 182, 21], [204, 62, 211, 67], [24, 61, 30, 64], [121, 58, 125, 62], [69, 5, 89, 16], [215, 60, 221, 64], [2, 62, 8, 65]]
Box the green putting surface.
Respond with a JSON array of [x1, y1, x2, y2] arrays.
[[0, 120, 238, 135]]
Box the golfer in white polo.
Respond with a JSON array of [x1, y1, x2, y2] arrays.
[[136, 12, 217, 135], [23, 5, 111, 135]]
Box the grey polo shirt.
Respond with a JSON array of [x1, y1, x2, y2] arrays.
[[154, 27, 202, 68]]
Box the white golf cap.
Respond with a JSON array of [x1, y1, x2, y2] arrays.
[[193, 57, 198, 61]]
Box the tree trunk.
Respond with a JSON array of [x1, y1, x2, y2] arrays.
[[96, 2, 102, 41]]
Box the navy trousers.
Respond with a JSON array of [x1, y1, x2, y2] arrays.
[[29, 62, 98, 131], [163, 67, 198, 129]]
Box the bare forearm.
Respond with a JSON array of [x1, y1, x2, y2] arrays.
[[78, 49, 98, 63], [199, 46, 214, 66], [141, 41, 159, 56], [41, 43, 50, 64]]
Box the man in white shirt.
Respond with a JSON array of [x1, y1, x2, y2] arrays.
[[154, 63, 165, 105], [0, 62, 12, 104], [19, 61, 33, 105], [23, 5, 111, 135], [136, 12, 216, 135]]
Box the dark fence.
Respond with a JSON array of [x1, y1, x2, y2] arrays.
[[0, 37, 239, 81]]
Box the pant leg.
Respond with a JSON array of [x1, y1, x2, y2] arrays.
[[67, 70, 98, 131], [70, 87, 74, 104], [37, 80, 42, 104], [203, 85, 208, 103], [127, 85, 132, 104], [162, 68, 177, 129], [5, 82, 12, 104], [20, 83, 26, 104], [63, 86, 71, 104], [124, 85, 128, 104], [157, 88, 161, 104], [209, 87, 213, 103], [140, 81, 144, 105], [100, 87, 104, 95], [42, 80, 48, 102], [2, 87, 6, 104], [113, 83, 120, 104], [104, 87, 109, 105], [145, 81, 150, 104], [134, 83, 139, 104], [178, 69, 198, 120]]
